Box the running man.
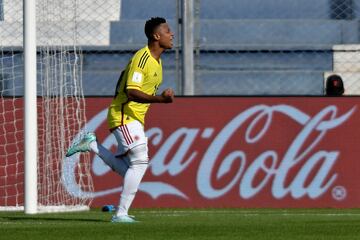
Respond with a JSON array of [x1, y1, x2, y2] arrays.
[[66, 17, 174, 223]]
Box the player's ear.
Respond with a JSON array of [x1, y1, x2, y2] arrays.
[[153, 32, 160, 41]]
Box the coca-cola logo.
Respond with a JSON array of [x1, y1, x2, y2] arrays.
[[62, 104, 356, 203]]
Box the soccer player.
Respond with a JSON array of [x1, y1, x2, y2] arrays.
[[66, 17, 175, 223]]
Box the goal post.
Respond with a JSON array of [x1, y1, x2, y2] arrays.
[[23, 0, 37, 214], [0, 0, 94, 213]]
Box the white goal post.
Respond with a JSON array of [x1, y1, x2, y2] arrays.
[[24, 0, 37, 214], [0, 0, 94, 213]]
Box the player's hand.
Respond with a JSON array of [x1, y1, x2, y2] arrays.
[[161, 88, 175, 103]]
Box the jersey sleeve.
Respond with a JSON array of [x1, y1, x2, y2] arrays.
[[126, 51, 150, 90]]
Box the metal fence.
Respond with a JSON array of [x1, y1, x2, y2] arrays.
[[1, 0, 360, 96], [193, 0, 360, 95]]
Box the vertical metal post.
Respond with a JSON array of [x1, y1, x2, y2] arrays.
[[181, 0, 194, 95], [176, 0, 181, 95], [24, 0, 38, 214]]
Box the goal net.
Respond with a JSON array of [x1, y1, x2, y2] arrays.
[[0, 0, 93, 212]]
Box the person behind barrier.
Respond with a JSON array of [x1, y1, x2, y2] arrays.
[[325, 74, 345, 96]]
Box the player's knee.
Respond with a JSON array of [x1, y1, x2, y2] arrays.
[[128, 144, 149, 165]]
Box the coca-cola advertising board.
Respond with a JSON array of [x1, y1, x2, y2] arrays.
[[80, 97, 360, 208]]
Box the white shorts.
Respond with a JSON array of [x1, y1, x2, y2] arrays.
[[112, 120, 148, 157]]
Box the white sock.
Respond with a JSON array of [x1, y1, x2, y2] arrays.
[[89, 141, 129, 177], [116, 163, 148, 216]]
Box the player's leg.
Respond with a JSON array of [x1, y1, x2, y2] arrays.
[[112, 121, 149, 223], [89, 140, 129, 177], [115, 144, 148, 215], [66, 131, 129, 177]]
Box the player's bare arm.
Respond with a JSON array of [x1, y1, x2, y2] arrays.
[[127, 88, 174, 103]]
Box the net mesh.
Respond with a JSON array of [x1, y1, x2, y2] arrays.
[[0, 0, 93, 212]]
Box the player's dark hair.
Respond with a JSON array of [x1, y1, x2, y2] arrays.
[[326, 74, 345, 96], [144, 17, 166, 40]]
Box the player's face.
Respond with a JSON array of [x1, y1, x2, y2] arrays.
[[156, 23, 174, 49]]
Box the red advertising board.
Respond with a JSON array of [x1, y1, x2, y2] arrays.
[[1, 97, 360, 208], [83, 97, 360, 208]]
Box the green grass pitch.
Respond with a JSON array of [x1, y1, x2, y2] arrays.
[[1, 208, 360, 240]]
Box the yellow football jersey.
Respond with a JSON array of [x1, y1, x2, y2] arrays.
[[107, 46, 163, 129]]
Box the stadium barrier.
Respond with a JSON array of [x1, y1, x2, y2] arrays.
[[4, 97, 358, 208]]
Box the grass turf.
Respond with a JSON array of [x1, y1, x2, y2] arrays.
[[1, 208, 360, 240]]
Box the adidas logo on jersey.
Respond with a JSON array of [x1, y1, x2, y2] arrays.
[[154, 72, 157, 77]]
